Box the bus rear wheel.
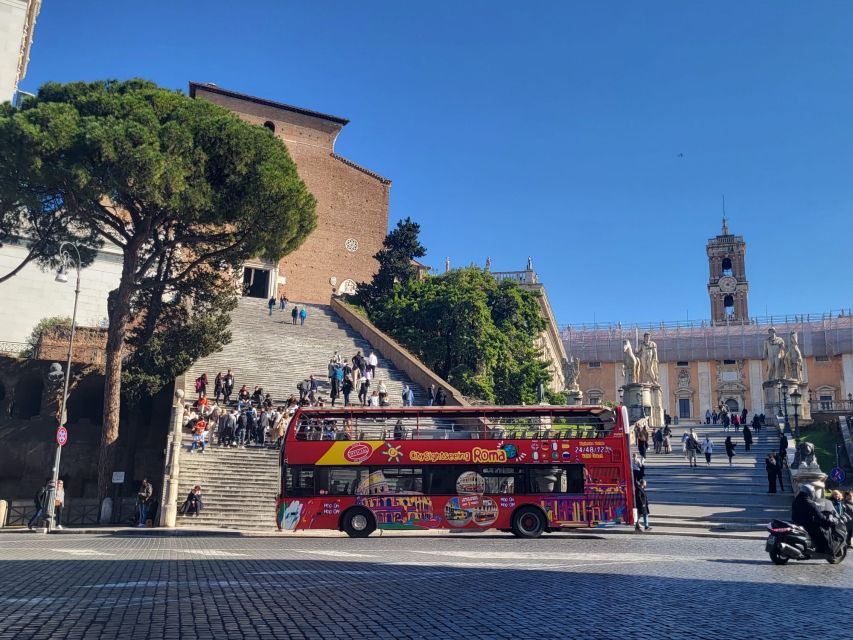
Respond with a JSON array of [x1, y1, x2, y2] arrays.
[[342, 508, 376, 538], [511, 506, 547, 539]]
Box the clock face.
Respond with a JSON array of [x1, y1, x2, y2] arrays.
[[718, 276, 737, 293]]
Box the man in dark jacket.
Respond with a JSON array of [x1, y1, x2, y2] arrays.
[[634, 479, 651, 531], [137, 478, 154, 528], [27, 479, 52, 530], [792, 485, 833, 553]]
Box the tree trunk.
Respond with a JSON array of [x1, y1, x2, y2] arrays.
[[97, 283, 134, 501]]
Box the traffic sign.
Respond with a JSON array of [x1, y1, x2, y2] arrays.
[[56, 426, 68, 446], [829, 467, 846, 483]]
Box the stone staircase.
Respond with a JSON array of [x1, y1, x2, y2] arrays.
[[176, 443, 280, 530], [185, 297, 426, 405], [640, 421, 792, 535], [175, 296, 428, 530]]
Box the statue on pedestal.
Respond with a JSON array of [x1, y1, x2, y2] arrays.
[[622, 339, 640, 385], [762, 327, 787, 381], [636, 332, 659, 385], [786, 331, 804, 382]]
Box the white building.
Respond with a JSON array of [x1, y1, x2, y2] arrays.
[[0, 0, 41, 103], [0, 240, 121, 344]]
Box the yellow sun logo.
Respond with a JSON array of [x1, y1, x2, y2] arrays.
[[381, 442, 403, 463]]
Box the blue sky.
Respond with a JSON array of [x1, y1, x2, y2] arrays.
[[21, 1, 853, 325]]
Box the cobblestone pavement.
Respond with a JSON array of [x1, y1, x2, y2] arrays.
[[0, 532, 850, 639]]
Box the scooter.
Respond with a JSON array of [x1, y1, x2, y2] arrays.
[[765, 518, 848, 565]]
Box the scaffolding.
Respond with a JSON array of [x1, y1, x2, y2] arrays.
[[561, 310, 853, 362]]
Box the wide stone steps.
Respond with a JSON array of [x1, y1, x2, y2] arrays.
[[184, 297, 426, 406], [637, 421, 791, 534]]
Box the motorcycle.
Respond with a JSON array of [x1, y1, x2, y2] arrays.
[[765, 518, 848, 565]]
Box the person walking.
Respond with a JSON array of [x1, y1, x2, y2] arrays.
[[342, 376, 353, 406], [752, 414, 761, 435], [299, 307, 307, 325], [765, 453, 778, 493], [721, 411, 730, 433], [427, 384, 435, 406], [368, 351, 378, 377], [436, 387, 447, 406], [634, 479, 651, 531], [724, 436, 737, 466], [267, 296, 276, 316], [701, 435, 714, 466], [195, 373, 208, 399], [741, 407, 748, 426], [662, 423, 672, 454], [402, 385, 414, 407], [631, 452, 645, 485], [279, 294, 287, 311], [27, 479, 51, 530], [705, 409, 712, 425], [291, 306, 298, 325], [53, 479, 65, 529], [742, 423, 753, 452], [137, 478, 154, 527], [635, 423, 650, 459], [652, 428, 663, 455]]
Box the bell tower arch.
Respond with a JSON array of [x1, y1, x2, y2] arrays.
[[707, 217, 749, 325]]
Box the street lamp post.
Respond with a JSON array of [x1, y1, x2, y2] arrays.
[[790, 389, 801, 445], [44, 242, 81, 532], [780, 382, 791, 437]]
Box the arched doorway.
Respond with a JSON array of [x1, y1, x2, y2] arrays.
[[725, 398, 739, 413]]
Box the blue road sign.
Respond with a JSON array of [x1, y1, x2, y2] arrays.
[[829, 467, 845, 483]]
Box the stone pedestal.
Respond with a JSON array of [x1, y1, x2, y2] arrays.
[[649, 384, 664, 427], [565, 388, 583, 407], [763, 379, 810, 429], [623, 383, 652, 425]]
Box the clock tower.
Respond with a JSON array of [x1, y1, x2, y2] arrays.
[[707, 217, 749, 324]]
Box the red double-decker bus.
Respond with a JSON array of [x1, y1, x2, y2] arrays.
[[276, 405, 634, 538]]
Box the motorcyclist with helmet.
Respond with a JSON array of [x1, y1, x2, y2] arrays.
[[791, 484, 836, 554]]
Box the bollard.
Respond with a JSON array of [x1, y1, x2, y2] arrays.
[[0, 499, 7, 528]]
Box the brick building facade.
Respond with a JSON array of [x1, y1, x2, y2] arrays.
[[190, 82, 390, 304]]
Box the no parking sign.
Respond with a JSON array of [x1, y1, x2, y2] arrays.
[[829, 467, 846, 483], [56, 426, 68, 446]]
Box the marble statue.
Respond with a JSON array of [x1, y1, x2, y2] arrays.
[[786, 331, 804, 382], [622, 339, 640, 385], [445, 257, 450, 273], [527, 256, 533, 271], [762, 327, 787, 381], [636, 332, 659, 385], [564, 356, 580, 391], [536, 380, 546, 404], [485, 256, 491, 272]]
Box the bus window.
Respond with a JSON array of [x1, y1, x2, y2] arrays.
[[375, 467, 423, 494], [481, 466, 522, 494], [285, 465, 315, 496], [423, 466, 466, 495], [528, 465, 584, 494], [315, 467, 368, 495]]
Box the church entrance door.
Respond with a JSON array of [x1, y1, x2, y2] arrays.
[[242, 267, 270, 298], [725, 398, 739, 414]]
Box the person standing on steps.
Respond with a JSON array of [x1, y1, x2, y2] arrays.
[[685, 429, 700, 468], [436, 387, 447, 406], [634, 479, 651, 531], [291, 305, 298, 325], [368, 351, 378, 377], [661, 423, 672, 454], [776, 449, 786, 492], [765, 452, 778, 493], [279, 294, 287, 311], [742, 422, 753, 452], [752, 413, 761, 435], [724, 436, 737, 466], [705, 409, 712, 425], [427, 384, 435, 406], [268, 296, 276, 316], [701, 434, 714, 466], [137, 478, 154, 527], [342, 376, 353, 406], [222, 369, 234, 405], [299, 307, 307, 326]]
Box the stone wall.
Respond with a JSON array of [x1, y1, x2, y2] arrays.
[[0, 356, 170, 502], [190, 83, 390, 305]]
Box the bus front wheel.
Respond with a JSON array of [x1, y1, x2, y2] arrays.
[[341, 508, 376, 538], [511, 506, 547, 539]]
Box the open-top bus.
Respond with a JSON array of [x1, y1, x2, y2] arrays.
[[276, 405, 634, 538]]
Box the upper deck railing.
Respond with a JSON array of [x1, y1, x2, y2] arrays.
[[286, 406, 619, 442]]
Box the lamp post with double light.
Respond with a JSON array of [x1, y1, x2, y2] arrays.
[[790, 389, 802, 445], [44, 242, 81, 531]]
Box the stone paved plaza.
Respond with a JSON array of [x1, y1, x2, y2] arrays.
[[0, 532, 850, 639]]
